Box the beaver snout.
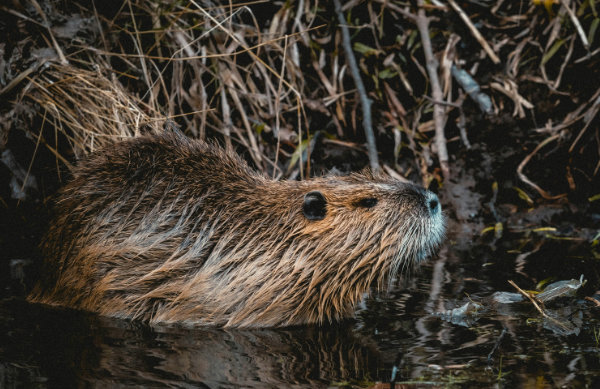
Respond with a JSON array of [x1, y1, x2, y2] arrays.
[[399, 185, 441, 216], [425, 191, 440, 216]]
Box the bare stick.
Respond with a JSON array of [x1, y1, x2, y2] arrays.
[[585, 296, 600, 307], [414, 0, 450, 179], [508, 280, 546, 317], [508, 280, 572, 331], [447, 0, 500, 64], [559, 0, 590, 50], [30, 0, 68, 65], [333, 0, 380, 172]]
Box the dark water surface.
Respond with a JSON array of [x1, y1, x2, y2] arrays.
[[1, 236, 599, 388]]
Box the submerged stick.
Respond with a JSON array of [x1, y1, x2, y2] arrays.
[[333, 0, 380, 172]]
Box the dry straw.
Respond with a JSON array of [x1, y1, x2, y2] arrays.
[[27, 64, 165, 160], [3, 0, 598, 187]]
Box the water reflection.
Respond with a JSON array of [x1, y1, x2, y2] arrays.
[[0, 300, 382, 388], [1, 237, 599, 388]]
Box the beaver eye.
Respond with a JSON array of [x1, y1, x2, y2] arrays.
[[303, 191, 327, 220], [356, 197, 378, 208]]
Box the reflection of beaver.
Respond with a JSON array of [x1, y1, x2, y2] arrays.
[[28, 130, 444, 327], [2, 300, 382, 387]]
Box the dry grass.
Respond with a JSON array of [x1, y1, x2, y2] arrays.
[[27, 64, 165, 159], [1, 0, 598, 193]]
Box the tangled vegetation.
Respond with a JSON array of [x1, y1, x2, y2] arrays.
[[0, 0, 599, 235]]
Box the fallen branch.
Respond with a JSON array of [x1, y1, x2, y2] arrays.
[[333, 0, 380, 172], [414, 0, 450, 179]]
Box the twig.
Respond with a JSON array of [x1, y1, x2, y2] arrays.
[[553, 35, 576, 90], [558, 0, 590, 50], [414, 0, 450, 179], [383, 164, 409, 182], [569, 88, 600, 152], [575, 47, 600, 63], [508, 280, 573, 332], [126, 0, 156, 110], [273, 34, 289, 178], [447, 0, 500, 64], [30, 0, 68, 65], [517, 134, 567, 200], [422, 95, 460, 108], [490, 79, 533, 118], [508, 280, 546, 316], [451, 65, 492, 114], [487, 327, 507, 364], [0, 65, 38, 96], [333, 0, 380, 172], [585, 296, 600, 307], [455, 93, 471, 149], [372, 0, 416, 21]]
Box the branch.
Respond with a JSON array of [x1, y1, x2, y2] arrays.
[[447, 0, 500, 64], [414, 0, 450, 180], [333, 0, 380, 172]]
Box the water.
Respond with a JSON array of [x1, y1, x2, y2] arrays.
[[1, 235, 599, 388]]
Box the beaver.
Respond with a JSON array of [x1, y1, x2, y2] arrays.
[[28, 129, 445, 327]]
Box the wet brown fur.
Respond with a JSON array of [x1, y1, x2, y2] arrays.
[[28, 130, 444, 327]]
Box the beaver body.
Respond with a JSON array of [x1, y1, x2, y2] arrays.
[[28, 130, 444, 327]]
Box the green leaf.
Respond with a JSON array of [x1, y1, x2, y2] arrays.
[[253, 122, 265, 135], [588, 18, 599, 46], [541, 39, 566, 65], [589, 193, 600, 202], [378, 68, 397, 79], [514, 187, 534, 206], [288, 139, 309, 171], [353, 42, 379, 56], [407, 30, 418, 50]]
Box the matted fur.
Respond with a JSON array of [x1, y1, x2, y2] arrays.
[[28, 130, 445, 327]]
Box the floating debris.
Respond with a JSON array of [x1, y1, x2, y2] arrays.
[[537, 275, 586, 303], [433, 300, 484, 327], [436, 276, 587, 336]]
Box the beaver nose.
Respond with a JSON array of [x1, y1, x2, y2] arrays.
[[426, 192, 440, 215]]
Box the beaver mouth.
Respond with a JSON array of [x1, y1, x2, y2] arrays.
[[400, 212, 446, 265]]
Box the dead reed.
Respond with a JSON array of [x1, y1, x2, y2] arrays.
[[0, 0, 597, 193]]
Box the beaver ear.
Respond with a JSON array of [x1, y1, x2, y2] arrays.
[[303, 191, 327, 220]]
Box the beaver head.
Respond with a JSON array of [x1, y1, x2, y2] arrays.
[[29, 130, 445, 327]]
